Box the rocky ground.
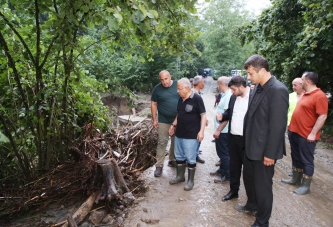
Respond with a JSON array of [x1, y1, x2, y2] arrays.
[[124, 76, 333, 227]]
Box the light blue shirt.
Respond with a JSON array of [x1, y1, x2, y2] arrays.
[[214, 89, 232, 133]]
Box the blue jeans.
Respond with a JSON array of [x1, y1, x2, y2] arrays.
[[196, 142, 201, 157], [215, 133, 229, 178], [175, 136, 198, 165]]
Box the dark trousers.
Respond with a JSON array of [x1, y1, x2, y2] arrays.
[[289, 131, 317, 176], [244, 156, 274, 227], [228, 134, 245, 192], [215, 133, 229, 178]]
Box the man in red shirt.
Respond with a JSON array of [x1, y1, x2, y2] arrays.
[[282, 72, 328, 195]]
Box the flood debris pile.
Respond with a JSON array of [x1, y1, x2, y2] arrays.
[[0, 120, 157, 226]]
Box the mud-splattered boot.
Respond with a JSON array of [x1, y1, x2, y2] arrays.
[[294, 175, 312, 195], [281, 168, 303, 186], [184, 167, 196, 191], [169, 163, 186, 184]]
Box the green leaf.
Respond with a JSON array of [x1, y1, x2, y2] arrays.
[[139, 23, 147, 33], [149, 10, 158, 19], [0, 131, 9, 143], [135, 10, 145, 22], [147, 12, 154, 19], [114, 13, 123, 23], [108, 18, 119, 30], [81, 5, 89, 13]]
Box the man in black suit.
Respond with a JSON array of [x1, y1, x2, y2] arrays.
[[242, 55, 288, 227], [216, 76, 257, 213]]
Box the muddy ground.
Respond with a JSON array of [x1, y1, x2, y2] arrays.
[[3, 77, 332, 227], [124, 76, 333, 227]]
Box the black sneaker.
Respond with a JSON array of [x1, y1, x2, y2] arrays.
[[196, 156, 205, 163], [168, 161, 177, 167]]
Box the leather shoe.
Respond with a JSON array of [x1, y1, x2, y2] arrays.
[[210, 170, 223, 176], [196, 156, 205, 163], [154, 167, 163, 177], [167, 161, 176, 167], [235, 205, 257, 215], [222, 191, 238, 201], [214, 176, 230, 183], [215, 160, 221, 166]]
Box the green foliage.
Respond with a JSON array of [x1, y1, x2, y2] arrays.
[[0, 131, 9, 143], [198, 0, 255, 76], [237, 0, 333, 92], [0, 0, 199, 182]]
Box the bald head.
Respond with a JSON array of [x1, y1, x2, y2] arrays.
[[292, 77, 304, 95], [159, 70, 172, 87]]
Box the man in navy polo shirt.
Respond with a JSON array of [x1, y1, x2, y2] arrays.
[[168, 78, 207, 191]]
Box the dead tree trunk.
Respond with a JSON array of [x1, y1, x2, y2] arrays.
[[96, 158, 130, 201]]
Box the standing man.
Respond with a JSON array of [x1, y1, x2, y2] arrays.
[[282, 72, 328, 195], [288, 77, 305, 125], [192, 75, 206, 164], [216, 76, 256, 212], [169, 78, 206, 191], [151, 70, 179, 177], [211, 76, 232, 183], [287, 77, 305, 176], [241, 55, 289, 227]]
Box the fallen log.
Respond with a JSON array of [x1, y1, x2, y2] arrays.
[[58, 191, 100, 227]]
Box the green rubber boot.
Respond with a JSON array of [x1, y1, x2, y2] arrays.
[[294, 175, 312, 195], [184, 167, 196, 191], [169, 164, 186, 184], [281, 168, 303, 186]]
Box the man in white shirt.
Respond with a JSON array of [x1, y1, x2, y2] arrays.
[[216, 76, 256, 213]]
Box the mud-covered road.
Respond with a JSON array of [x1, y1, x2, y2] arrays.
[[124, 76, 333, 227]]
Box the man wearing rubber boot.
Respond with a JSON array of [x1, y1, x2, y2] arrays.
[[151, 70, 179, 177], [243, 55, 289, 227], [282, 72, 328, 195], [169, 78, 206, 191]]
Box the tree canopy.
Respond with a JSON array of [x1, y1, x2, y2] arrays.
[[0, 0, 199, 181], [237, 0, 333, 92]]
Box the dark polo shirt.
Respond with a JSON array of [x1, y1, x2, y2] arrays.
[[175, 92, 206, 139]]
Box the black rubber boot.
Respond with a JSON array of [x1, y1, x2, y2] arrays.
[[294, 175, 312, 195], [184, 167, 196, 191], [169, 164, 186, 184], [281, 168, 303, 186]]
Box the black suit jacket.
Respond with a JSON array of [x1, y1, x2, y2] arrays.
[[244, 77, 289, 161]]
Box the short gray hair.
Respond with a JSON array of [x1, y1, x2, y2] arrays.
[[193, 75, 203, 86], [218, 76, 230, 85], [178, 78, 191, 88]]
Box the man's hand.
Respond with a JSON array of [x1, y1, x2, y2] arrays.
[[213, 129, 220, 139], [197, 131, 204, 142], [152, 120, 158, 129], [307, 133, 316, 142], [216, 113, 223, 121], [263, 156, 275, 166], [169, 125, 175, 136]]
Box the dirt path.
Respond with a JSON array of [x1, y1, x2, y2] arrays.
[[124, 76, 333, 227]]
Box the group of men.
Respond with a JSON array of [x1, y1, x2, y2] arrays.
[[150, 54, 328, 227]]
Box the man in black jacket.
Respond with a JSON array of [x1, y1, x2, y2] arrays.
[[243, 55, 288, 227], [216, 76, 256, 213]]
